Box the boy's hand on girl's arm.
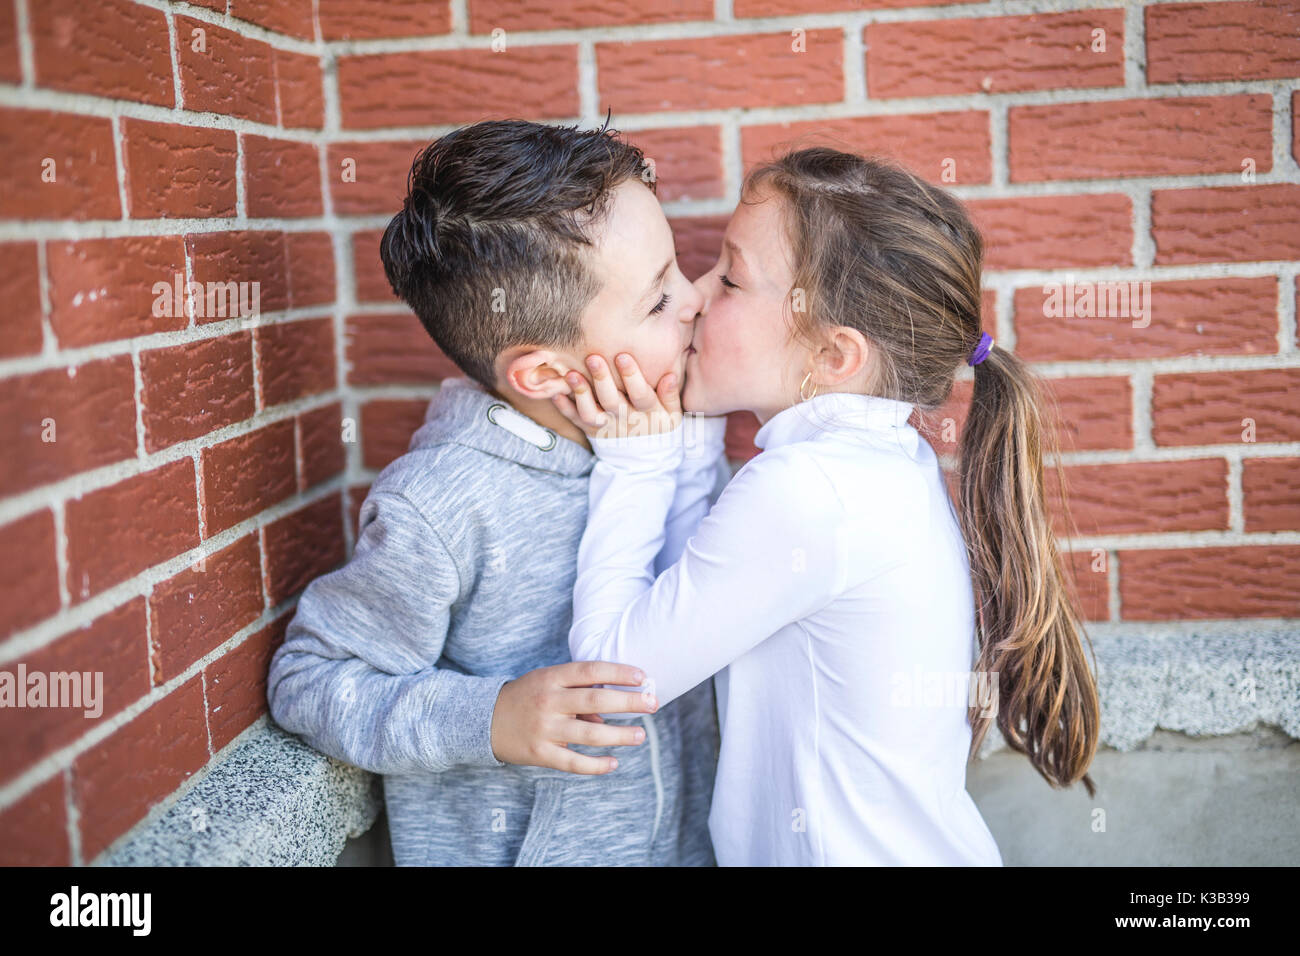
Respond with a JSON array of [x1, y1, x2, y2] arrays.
[[489, 661, 659, 775], [551, 351, 681, 442]]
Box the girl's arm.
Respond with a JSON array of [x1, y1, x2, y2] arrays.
[[571, 434, 846, 708], [653, 413, 731, 576]]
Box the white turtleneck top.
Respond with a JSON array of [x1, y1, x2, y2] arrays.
[[570, 391, 1003, 867]]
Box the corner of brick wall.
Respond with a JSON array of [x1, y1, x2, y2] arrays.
[[2, 0, 1298, 864]]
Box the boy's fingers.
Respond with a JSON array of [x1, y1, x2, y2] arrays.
[[614, 354, 658, 412], [575, 713, 605, 724], [562, 718, 645, 749], [550, 391, 581, 425], [544, 745, 619, 776], [556, 660, 646, 689], [566, 686, 658, 716]]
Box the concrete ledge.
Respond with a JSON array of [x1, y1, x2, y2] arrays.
[[93, 627, 1295, 866], [96, 721, 380, 866], [978, 626, 1300, 756]]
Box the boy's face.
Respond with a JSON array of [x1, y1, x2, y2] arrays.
[[506, 178, 702, 405]]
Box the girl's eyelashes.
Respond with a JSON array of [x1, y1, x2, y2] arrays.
[[649, 292, 671, 315], [720, 274, 739, 290]]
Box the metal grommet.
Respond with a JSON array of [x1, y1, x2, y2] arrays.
[[487, 402, 557, 452]]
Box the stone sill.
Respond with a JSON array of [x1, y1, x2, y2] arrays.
[[96, 626, 1297, 865]]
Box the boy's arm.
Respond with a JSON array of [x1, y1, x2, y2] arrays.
[[267, 491, 654, 776], [267, 490, 508, 776], [653, 414, 731, 577]]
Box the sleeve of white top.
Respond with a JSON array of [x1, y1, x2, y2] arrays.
[[571, 442, 846, 709], [653, 414, 730, 577]]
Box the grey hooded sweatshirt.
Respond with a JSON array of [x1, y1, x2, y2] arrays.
[[267, 376, 723, 866]]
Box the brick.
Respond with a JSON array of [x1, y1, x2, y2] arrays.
[[230, 0, 315, 40], [916, 375, 1133, 455], [742, 112, 992, 186], [0, 357, 137, 497], [1152, 368, 1300, 446], [0, 599, 151, 788], [187, 230, 290, 317], [1151, 184, 1300, 265], [1063, 548, 1111, 622], [667, 215, 728, 284], [1243, 458, 1300, 532], [1147, 1, 1300, 83], [1009, 95, 1273, 182], [968, 194, 1132, 271], [470, 0, 711, 32], [0, 242, 44, 357], [319, 0, 451, 39], [361, 399, 427, 470], [0, 777, 68, 866], [0, 108, 120, 220], [0, 0, 18, 83], [123, 119, 237, 218], [263, 494, 346, 604], [1047, 459, 1228, 537], [73, 676, 209, 861], [1118, 546, 1300, 620], [201, 420, 297, 536], [598, 31, 842, 113], [31, 0, 173, 106], [243, 135, 322, 218], [739, 0, 953, 11], [328, 140, 425, 215], [351, 229, 395, 303], [273, 49, 324, 129], [285, 231, 336, 308], [625, 126, 725, 202], [140, 332, 255, 451], [256, 317, 336, 408], [66, 461, 200, 603], [299, 402, 346, 490], [149, 535, 263, 684], [47, 236, 189, 347], [176, 16, 276, 125], [867, 10, 1125, 98], [206, 611, 289, 751], [1014, 276, 1277, 362], [0, 510, 61, 638], [338, 47, 578, 129], [345, 312, 457, 385]]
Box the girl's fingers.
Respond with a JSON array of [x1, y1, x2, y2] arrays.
[[614, 354, 659, 412], [658, 371, 682, 418], [585, 354, 627, 417], [564, 371, 608, 429]]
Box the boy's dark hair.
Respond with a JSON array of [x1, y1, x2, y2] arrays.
[[380, 117, 653, 391]]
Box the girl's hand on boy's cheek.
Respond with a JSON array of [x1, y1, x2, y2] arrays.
[[551, 352, 681, 439]]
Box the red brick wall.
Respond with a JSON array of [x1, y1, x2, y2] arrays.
[[1, 0, 1298, 864]]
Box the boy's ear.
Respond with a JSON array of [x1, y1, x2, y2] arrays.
[[500, 348, 578, 400]]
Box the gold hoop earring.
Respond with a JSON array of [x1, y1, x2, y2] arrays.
[[799, 371, 819, 402]]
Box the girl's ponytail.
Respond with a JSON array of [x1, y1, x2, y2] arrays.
[[957, 344, 1101, 797]]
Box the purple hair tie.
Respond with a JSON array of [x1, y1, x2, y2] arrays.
[[968, 331, 994, 366]]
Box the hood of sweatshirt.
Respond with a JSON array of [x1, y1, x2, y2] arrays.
[[410, 376, 596, 479]]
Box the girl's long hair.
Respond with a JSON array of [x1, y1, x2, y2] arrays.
[[747, 147, 1100, 796]]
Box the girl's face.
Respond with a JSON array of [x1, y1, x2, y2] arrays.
[[683, 186, 813, 424]]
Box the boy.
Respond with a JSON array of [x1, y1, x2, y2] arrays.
[[266, 118, 730, 866]]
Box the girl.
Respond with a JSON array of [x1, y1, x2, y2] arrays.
[[552, 148, 1100, 866]]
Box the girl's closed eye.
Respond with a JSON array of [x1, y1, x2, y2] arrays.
[[649, 292, 671, 315], [720, 275, 739, 290]]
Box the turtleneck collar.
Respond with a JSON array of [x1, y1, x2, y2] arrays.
[[413, 377, 595, 478], [753, 391, 917, 453]]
